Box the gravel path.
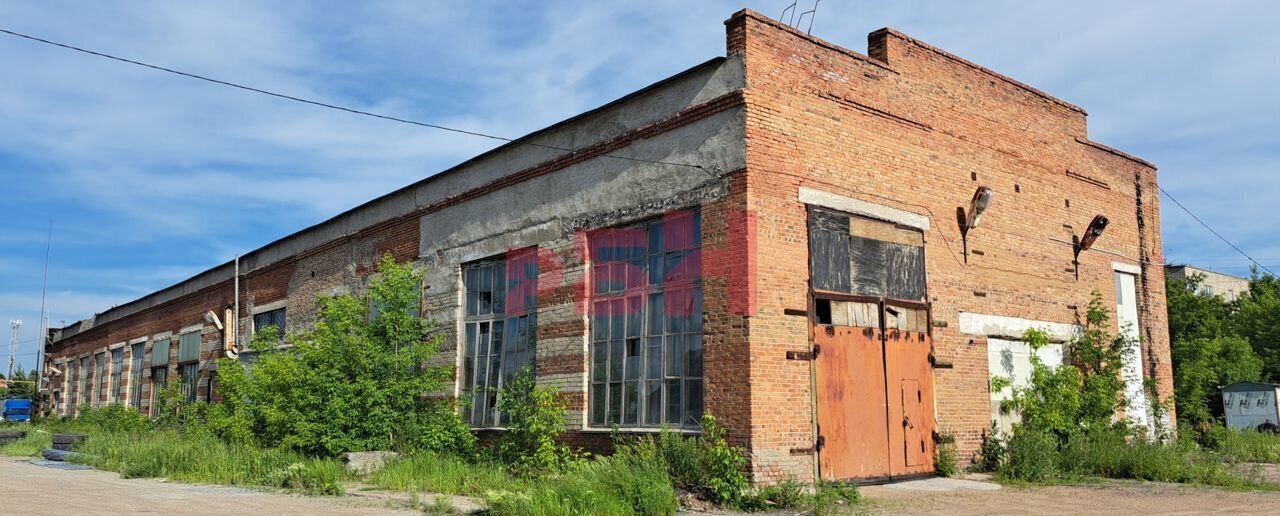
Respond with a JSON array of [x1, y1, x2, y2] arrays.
[[860, 480, 1280, 515], [0, 456, 417, 515]]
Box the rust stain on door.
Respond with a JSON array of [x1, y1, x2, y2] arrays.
[[814, 324, 890, 480]]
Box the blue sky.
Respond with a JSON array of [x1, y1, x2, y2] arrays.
[[2, 1, 1278, 371]]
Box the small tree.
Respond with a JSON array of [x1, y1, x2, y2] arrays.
[[1005, 292, 1130, 441], [210, 255, 474, 456], [493, 368, 581, 474]]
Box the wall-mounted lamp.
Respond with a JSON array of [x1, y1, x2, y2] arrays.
[[1072, 214, 1110, 279], [203, 310, 224, 331], [956, 186, 994, 263]]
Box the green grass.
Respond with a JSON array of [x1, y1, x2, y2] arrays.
[[483, 453, 677, 516], [1214, 429, 1280, 464], [369, 452, 522, 495], [997, 428, 1274, 489], [67, 428, 349, 495], [0, 429, 51, 457]]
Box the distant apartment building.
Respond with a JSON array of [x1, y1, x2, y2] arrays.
[[43, 10, 1172, 484], [1166, 264, 1250, 302]]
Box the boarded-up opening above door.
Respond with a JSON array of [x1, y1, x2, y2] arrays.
[[810, 207, 926, 302]]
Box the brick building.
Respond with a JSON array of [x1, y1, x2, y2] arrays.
[[43, 10, 1171, 484]]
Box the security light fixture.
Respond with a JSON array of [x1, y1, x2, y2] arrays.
[[957, 186, 994, 263], [1072, 215, 1110, 279], [203, 310, 224, 331]]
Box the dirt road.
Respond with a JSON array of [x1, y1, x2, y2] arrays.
[[0, 456, 416, 515], [861, 480, 1280, 515]]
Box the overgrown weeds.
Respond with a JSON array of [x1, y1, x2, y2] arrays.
[[1211, 428, 1280, 464], [993, 292, 1272, 489], [67, 427, 348, 495], [615, 415, 748, 506], [0, 429, 50, 457], [483, 453, 677, 516], [370, 453, 520, 495]]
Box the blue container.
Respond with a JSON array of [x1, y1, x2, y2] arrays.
[[3, 399, 32, 422]]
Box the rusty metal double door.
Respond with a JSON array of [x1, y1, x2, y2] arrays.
[[813, 297, 935, 482]]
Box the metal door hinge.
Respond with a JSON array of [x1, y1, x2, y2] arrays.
[[786, 344, 820, 361], [815, 435, 826, 453]]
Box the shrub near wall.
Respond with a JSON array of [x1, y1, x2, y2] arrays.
[[209, 255, 475, 456], [994, 293, 1262, 487]]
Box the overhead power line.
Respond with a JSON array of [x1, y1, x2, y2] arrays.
[[0, 27, 714, 177], [1158, 185, 1275, 277], [4, 28, 1271, 279]]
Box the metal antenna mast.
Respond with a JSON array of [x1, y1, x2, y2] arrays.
[[797, 0, 822, 35]]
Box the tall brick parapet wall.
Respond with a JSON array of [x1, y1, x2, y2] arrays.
[[727, 9, 1169, 481]]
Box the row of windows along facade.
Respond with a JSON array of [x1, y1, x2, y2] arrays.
[[56, 212, 705, 431]]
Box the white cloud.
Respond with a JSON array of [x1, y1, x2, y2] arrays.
[[0, 0, 1277, 339]]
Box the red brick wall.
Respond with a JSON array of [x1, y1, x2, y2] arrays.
[[728, 10, 1170, 481], [47, 216, 420, 417]]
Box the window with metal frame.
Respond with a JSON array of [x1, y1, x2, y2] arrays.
[[78, 356, 88, 411], [589, 211, 703, 429], [178, 331, 201, 403], [110, 348, 124, 403], [93, 352, 106, 407], [130, 343, 145, 408], [150, 366, 168, 415], [253, 308, 286, 337], [460, 249, 538, 428]]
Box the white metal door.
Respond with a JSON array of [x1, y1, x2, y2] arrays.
[[1115, 271, 1153, 434]]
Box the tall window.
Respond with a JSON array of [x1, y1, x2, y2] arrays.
[[460, 249, 537, 428], [78, 356, 89, 410], [178, 331, 201, 403], [589, 212, 703, 429], [110, 348, 124, 403], [93, 352, 106, 407], [130, 342, 145, 408], [150, 337, 171, 415]]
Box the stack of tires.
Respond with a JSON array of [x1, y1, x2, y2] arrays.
[[42, 433, 87, 462], [0, 429, 25, 446]]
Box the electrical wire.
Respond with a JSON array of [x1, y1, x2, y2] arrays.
[[1158, 185, 1275, 277], [0, 27, 715, 177]]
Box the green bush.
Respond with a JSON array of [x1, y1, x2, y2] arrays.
[[493, 368, 581, 474], [75, 405, 150, 433], [973, 422, 1006, 472], [935, 434, 958, 477], [999, 426, 1058, 482], [616, 414, 748, 506], [210, 255, 475, 457]]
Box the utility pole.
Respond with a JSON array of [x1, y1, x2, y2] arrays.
[[34, 220, 52, 404], [7, 320, 20, 387]]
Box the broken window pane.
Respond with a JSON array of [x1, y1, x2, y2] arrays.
[[588, 211, 703, 429]]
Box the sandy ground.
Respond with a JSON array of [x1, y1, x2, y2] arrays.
[[859, 479, 1280, 515], [9, 453, 1280, 515], [0, 456, 417, 516]]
